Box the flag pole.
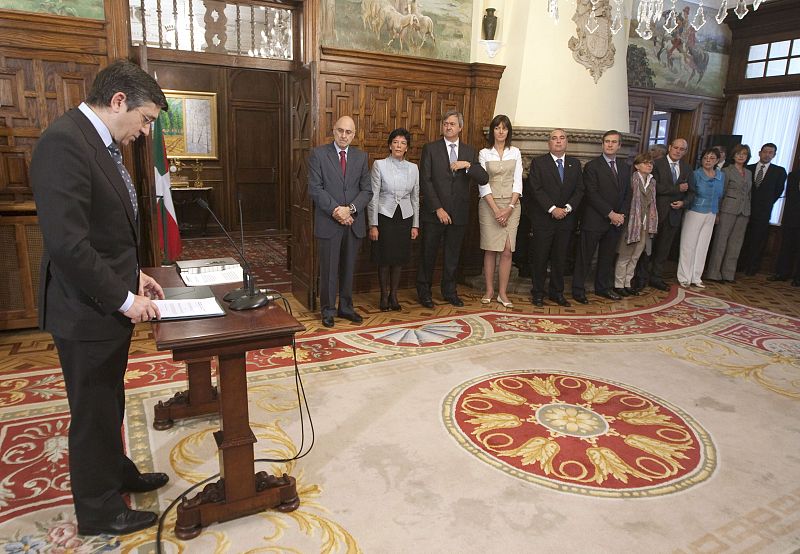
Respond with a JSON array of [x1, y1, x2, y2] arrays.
[[158, 195, 172, 265]]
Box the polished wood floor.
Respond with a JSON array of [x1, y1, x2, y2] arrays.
[[2, 272, 798, 374]]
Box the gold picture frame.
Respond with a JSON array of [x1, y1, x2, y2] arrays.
[[160, 90, 218, 160]]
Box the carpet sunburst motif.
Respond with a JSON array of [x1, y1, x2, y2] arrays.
[[444, 370, 716, 497]]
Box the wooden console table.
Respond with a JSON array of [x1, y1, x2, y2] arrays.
[[146, 266, 305, 539]]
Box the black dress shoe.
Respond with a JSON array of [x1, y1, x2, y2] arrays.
[[419, 298, 434, 308], [614, 287, 629, 297], [548, 294, 571, 307], [596, 289, 622, 300], [650, 280, 669, 291], [389, 295, 401, 311], [572, 295, 589, 304], [78, 508, 158, 536], [444, 295, 464, 307], [321, 315, 334, 328], [121, 472, 169, 493], [337, 311, 363, 324], [532, 296, 544, 307], [767, 274, 788, 282], [379, 295, 390, 311], [624, 287, 640, 296]]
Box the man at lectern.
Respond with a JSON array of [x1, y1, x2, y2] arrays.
[[31, 59, 169, 536]]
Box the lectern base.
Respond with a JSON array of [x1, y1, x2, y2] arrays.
[[175, 473, 299, 540]]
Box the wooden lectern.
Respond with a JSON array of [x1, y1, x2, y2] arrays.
[[146, 267, 305, 539]]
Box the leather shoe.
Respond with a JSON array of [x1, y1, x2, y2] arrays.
[[650, 280, 669, 291], [767, 274, 788, 282], [572, 295, 589, 304], [121, 472, 169, 493], [337, 311, 363, 324], [614, 287, 629, 297], [624, 287, 640, 296], [419, 297, 434, 308], [78, 508, 158, 536], [321, 315, 334, 328], [532, 296, 544, 307], [444, 295, 464, 307], [548, 294, 571, 307], [596, 289, 621, 300]]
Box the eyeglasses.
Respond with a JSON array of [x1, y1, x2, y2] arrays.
[[136, 108, 158, 127], [334, 128, 354, 136]]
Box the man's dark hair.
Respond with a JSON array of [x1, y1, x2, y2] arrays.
[[388, 127, 412, 149], [487, 114, 513, 148], [602, 129, 622, 142], [761, 142, 777, 152], [86, 59, 167, 112]]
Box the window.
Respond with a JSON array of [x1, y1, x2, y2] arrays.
[[649, 111, 670, 147], [130, 0, 293, 61], [746, 38, 800, 79]]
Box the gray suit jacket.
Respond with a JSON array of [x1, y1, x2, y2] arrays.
[[368, 157, 420, 228], [720, 165, 752, 217], [308, 142, 372, 239]]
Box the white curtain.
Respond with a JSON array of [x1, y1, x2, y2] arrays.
[[733, 91, 800, 224]]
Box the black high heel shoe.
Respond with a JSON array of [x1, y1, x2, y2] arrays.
[[379, 294, 390, 311], [389, 293, 401, 311]]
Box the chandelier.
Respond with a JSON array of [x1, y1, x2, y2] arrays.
[[548, 0, 766, 36]]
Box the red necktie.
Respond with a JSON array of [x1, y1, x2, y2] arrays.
[[340, 150, 346, 176]]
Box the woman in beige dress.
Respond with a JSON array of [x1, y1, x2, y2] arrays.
[[478, 114, 522, 308]]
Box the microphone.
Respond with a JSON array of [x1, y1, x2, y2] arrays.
[[194, 197, 269, 311]]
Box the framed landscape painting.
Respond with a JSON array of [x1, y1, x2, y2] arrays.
[[159, 90, 218, 160]]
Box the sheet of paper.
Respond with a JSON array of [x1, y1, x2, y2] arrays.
[[153, 297, 225, 319], [180, 267, 243, 286]]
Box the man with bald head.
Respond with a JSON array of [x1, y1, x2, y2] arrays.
[[308, 115, 373, 327], [648, 137, 695, 290]]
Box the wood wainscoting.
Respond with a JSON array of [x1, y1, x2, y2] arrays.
[[291, 47, 504, 310]]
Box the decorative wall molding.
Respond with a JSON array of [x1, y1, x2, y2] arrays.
[[568, 0, 615, 83]]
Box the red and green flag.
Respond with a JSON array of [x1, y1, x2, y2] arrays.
[[153, 116, 182, 260]]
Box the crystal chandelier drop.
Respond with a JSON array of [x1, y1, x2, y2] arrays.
[[609, 0, 624, 34], [586, 0, 600, 33], [548, 0, 559, 23], [690, 0, 706, 30]]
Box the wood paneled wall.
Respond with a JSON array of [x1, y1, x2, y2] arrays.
[[0, 9, 109, 329], [290, 47, 504, 309]]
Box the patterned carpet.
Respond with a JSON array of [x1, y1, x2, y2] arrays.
[[1, 287, 799, 552]]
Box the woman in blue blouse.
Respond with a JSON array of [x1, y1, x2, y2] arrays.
[[677, 147, 725, 287]]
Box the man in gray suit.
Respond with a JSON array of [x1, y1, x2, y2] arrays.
[[308, 115, 373, 327]]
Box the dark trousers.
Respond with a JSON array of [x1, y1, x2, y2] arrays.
[[572, 227, 619, 296], [650, 220, 680, 282], [531, 226, 572, 298], [740, 218, 771, 274], [774, 226, 800, 278], [416, 221, 466, 299], [54, 332, 139, 523], [317, 229, 360, 317]]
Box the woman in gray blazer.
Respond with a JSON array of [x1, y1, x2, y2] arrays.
[[368, 128, 420, 310], [706, 144, 753, 282]]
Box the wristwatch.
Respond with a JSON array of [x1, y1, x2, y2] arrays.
[[564, 205, 572, 214], [508, 203, 517, 209], [349, 203, 357, 214]]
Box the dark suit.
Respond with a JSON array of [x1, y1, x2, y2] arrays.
[[773, 169, 800, 279], [525, 153, 584, 298], [741, 162, 787, 273], [573, 156, 630, 297], [308, 142, 372, 317], [31, 108, 142, 522], [416, 138, 488, 300], [649, 155, 695, 282]]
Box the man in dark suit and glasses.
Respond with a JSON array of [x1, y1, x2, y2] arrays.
[[572, 130, 630, 303], [308, 115, 373, 327], [525, 128, 585, 307], [31, 60, 169, 536], [744, 142, 787, 276], [648, 137, 695, 290], [416, 110, 489, 307]]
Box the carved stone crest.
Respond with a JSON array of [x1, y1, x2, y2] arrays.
[[568, 0, 616, 83]]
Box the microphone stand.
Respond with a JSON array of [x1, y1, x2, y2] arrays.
[[195, 198, 269, 311]]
